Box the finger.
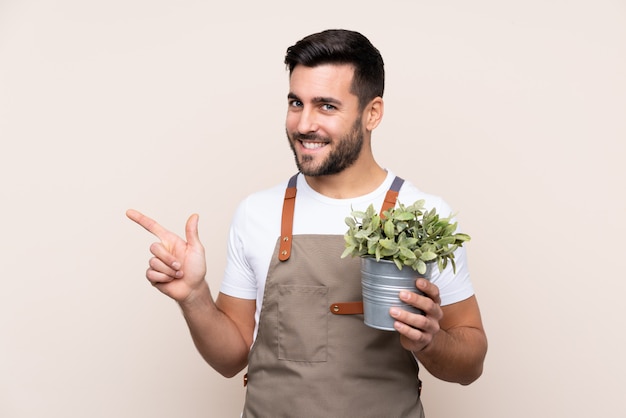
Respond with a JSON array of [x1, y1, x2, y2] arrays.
[[391, 309, 439, 352], [399, 290, 442, 320], [148, 256, 183, 279], [149, 242, 182, 271], [126, 209, 169, 239], [416, 278, 441, 306], [390, 306, 435, 333], [185, 214, 201, 247], [393, 317, 431, 349], [395, 320, 428, 341], [146, 267, 176, 285]]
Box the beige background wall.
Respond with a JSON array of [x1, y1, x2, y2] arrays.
[[1, 0, 625, 417]]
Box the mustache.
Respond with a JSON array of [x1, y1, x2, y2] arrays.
[[291, 132, 330, 142]]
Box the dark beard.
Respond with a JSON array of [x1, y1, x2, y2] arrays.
[[287, 117, 364, 177]]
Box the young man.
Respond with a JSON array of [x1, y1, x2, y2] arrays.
[[127, 29, 487, 417]]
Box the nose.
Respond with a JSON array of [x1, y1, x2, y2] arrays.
[[295, 107, 319, 134]]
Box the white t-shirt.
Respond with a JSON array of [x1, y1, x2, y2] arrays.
[[220, 170, 475, 338]]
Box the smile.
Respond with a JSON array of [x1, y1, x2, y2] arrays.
[[300, 141, 327, 150]]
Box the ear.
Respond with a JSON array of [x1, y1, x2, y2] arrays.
[[364, 97, 384, 131]]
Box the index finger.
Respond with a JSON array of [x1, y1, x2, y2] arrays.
[[126, 209, 168, 239], [416, 278, 441, 305]]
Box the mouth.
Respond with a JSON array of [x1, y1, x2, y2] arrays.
[[300, 140, 327, 150]]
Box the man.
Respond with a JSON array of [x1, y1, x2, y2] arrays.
[[127, 29, 487, 417]]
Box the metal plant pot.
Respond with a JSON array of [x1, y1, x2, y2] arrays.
[[361, 258, 430, 331]]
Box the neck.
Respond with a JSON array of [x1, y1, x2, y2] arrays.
[[304, 163, 387, 199]]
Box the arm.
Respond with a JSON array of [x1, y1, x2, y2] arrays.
[[180, 289, 255, 377], [390, 279, 487, 385], [126, 209, 255, 377]]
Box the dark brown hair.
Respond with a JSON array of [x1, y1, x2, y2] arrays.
[[284, 29, 385, 109]]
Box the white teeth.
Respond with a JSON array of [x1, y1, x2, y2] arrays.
[[301, 141, 325, 150]]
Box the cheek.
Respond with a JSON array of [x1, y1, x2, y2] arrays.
[[285, 112, 299, 132]]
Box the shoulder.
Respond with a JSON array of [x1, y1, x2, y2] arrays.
[[396, 178, 452, 216], [243, 178, 290, 205], [392, 175, 474, 305], [232, 178, 290, 222]]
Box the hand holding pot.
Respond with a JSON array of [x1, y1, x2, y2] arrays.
[[390, 278, 444, 352]]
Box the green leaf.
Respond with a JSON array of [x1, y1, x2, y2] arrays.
[[398, 236, 418, 248], [455, 233, 471, 242], [380, 246, 398, 257], [393, 258, 404, 270], [379, 238, 397, 250], [399, 247, 417, 260], [383, 219, 395, 238], [450, 258, 457, 274], [416, 260, 427, 275], [444, 223, 457, 235], [341, 197, 471, 273], [421, 251, 437, 261], [354, 230, 371, 239], [344, 235, 357, 246], [341, 246, 355, 258], [437, 236, 456, 246], [351, 210, 368, 220], [394, 212, 416, 221]]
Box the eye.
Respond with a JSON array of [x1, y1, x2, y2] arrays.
[[288, 99, 303, 108], [321, 103, 336, 111]]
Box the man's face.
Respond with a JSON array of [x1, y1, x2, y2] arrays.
[[286, 64, 365, 177]]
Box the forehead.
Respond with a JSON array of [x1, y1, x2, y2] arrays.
[[289, 64, 356, 99]]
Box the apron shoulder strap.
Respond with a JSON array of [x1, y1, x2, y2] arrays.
[[380, 176, 405, 218], [278, 173, 298, 261], [278, 174, 404, 261]]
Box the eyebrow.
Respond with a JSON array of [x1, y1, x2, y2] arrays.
[[287, 93, 342, 106]]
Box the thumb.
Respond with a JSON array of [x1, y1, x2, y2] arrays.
[[185, 213, 202, 247]]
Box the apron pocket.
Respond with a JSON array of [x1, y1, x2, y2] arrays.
[[277, 285, 328, 362]]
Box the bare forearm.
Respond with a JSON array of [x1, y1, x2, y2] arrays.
[[178, 284, 250, 378], [415, 326, 487, 385]]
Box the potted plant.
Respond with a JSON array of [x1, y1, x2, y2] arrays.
[[341, 199, 471, 330]]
